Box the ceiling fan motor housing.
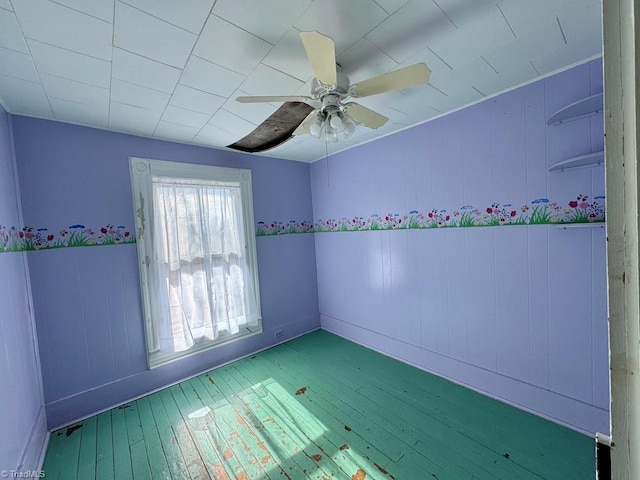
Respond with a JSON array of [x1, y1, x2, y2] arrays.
[[311, 71, 350, 99]]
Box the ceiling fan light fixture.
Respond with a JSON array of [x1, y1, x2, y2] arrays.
[[329, 112, 343, 130]]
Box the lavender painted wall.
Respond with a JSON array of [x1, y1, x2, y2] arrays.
[[311, 59, 608, 435], [11, 118, 319, 429], [0, 107, 48, 471]]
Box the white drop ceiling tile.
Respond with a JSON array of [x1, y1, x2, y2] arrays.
[[111, 78, 170, 111], [457, 57, 538, 97], [373, 0, 410, 15], [337, 38, 398, 83], [1, 96, 53, 117], [209, 108, 257, 138], [153, 120, 200, 142], [212, 0, 312, 45], [366, 0, 456, 63], [40, 73, 109, 108], [239, 64, 303, 97], [181, 55, 245, 97], [0, 75, 51, 115], [12, 0, 111, 60], [53, 0, 114, 22], [194, 15, 272, 76], [390, 83, 447, 113], [209, 111, 258, 142], [484, 18, 566, 74], [120, 0, 214, 33], [0, 9, 28, 53], [193, 123, 238, 146], [531, 35, 601, 77], [0, 47, 39, 82], [558, 3, 602, 45], [112, 48, 181, 93], [399, 46, 451, 77], [109, 101, 161, 135], [429, 6, 515, 70], [428, 57, 490, 94], [295, 0, 389, 54], [114, 2, 197, 68], [497, 0, 552, 37], [170, 84, 225, 115], [261, 28, 313, 82], [28, 40, 111, 88], [49, 97, 109, 127], [0, 0, 13, 11], [161, 104, 211, 128], [434, 0, 498, 27], [497, 0, 597, 38], [221, 89, 278, 124], [426, 84, 483, 113]]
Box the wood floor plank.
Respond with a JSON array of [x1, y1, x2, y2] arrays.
[[136, 396, 176, 479], [111, 406, 134, 480], [95, 411, 115, 480], [179, 379, 250, 479], [146, 393, 192, 480], [168, 384, 233, 479], [158, 388, 213, 479], [124, 402, 153, 480], [76, 415, 97, 480]]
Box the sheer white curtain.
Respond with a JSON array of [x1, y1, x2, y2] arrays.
[[152, 177, 260, 353]]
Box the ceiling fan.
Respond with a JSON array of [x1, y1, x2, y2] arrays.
[[227, 31, 431, 153]]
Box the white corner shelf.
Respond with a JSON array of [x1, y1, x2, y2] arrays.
[[554, 222, 606, 229], [547, 93, 603, 126], [549, 151, 604, 172]]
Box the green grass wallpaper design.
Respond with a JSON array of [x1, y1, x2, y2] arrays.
[[257, 194, 605, 236], [0, 223, 135, 253]]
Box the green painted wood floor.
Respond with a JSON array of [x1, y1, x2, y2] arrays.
[[42, 330, 595, 479]]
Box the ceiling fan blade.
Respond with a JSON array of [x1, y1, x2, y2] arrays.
[[293, 111, 317, 136], [300, 31, 337, 87], [350, 63, 431, 98], [346, 103, 388, 129], [236, 95, 313, 104], [227, 102, 315, 153]]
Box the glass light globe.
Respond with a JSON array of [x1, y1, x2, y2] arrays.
[[329, 114, 343, 130], [309, 122, 322, 138]]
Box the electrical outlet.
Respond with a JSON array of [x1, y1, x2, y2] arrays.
[[274, 329, 284, 338]]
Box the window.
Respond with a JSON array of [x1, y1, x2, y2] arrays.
[[129, 158, 262, 368]]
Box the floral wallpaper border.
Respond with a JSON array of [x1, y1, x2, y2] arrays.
[[0, 223, 135, 253], [256, 195, 605, 236], [0, 195, 606, 252]]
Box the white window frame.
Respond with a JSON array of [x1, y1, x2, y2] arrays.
[[129, 157, 262, 368]]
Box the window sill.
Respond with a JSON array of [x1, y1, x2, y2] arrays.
[[148, 325, 263, 369]]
